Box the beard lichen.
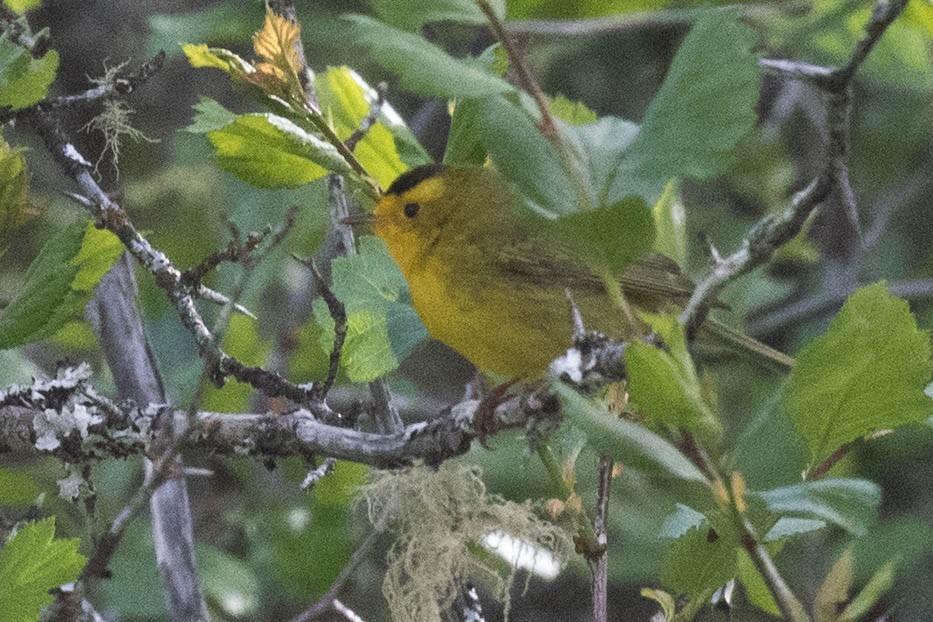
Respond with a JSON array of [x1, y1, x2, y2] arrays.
[[359, 462, 572, 621], [80, 61, 159, 178]]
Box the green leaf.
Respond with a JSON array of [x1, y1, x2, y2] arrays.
[[4, 0, 42, 13], [611, 8, 760, 203], [549, 95, 598, 125], [368, 0, 506, 31], [566, 115, 640, 204], [204, 113, 352, 188], [0, 518, 85, 622], [315, 66, 429, 188], [0, 32, 58, 110], [472, 95, 579, 216], [660, 519, 736, 598], [0, 221, 123, 350], [764, 517, 826, 542], [651, 180, 686, 266], [313, 236, 428, 382], [198, 544, 259, 618], [783, 283, 933, 464], [184, 97, 238, 133], [346, 15, 514, 99], [841, 558, 897, 621], [548, 196, 654, 276], [737, 548, 781, 616], [814, 548, 854, 622], [0, 140, 37, 253], [444, 98, 488, 167], [752, 478, 880, 537], [0, 469, 39, 507], [626, 313, 721, 440], [552, 382, 708, 484], [659, 503, 706, 539]]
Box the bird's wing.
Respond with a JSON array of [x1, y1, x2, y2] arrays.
[[493, 235, 695, 305]]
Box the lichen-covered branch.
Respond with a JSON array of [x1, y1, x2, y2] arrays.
[[24, 110, 338, 417]]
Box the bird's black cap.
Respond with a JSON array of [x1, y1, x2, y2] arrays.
[[385, 163, 447, 195]]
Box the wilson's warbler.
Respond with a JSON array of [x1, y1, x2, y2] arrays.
[[368, 164, 792, 377]]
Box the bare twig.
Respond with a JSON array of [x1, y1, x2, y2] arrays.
[[29, 108, 340, 415], [506, 3, 800, 37], [0, 52, 166, 125], [369, 376, 403, 435], [300, 456, 337, 490], [808, 441, 854, 481], [748, 277, 933, 336], [182, 226, 268, 286], [590, 456, 613, 622], [325, 174, 401, 433], [290, 530, 379, 622], [0, 372, 571, 468], [345, 81, 387, 152], [680, 152, 833, 329], [475, 0, 559, 140], [303, 258, 346, 402], [737, 514, 810, 622], [332, 599, 366, 622]]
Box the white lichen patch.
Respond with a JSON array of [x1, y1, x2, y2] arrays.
[[33, 402, 104, 451], [57, 470, 85, 500]]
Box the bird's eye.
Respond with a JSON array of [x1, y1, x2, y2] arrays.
[[404, 202, 420, 218]]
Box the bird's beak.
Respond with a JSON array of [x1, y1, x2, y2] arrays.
[[340, 213, 378, 226]]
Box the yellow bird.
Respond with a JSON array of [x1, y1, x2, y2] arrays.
[[369, 164, 792, 377]]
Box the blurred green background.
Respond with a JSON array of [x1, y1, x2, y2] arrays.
[[1, 0, 932, 620]]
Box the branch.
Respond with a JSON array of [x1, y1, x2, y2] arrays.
[[589, 456, 613, 622], [679, 173, 833, 328], [0, 51, 166, 125], [88, 256, 208, 620], [290, 531, 378, 621], [682, 0, 909, 329], [25, 113, 341, 418], [476, 0, 559, 140]]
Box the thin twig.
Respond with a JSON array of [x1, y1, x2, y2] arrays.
[[304, 259, 347, 401], [747, 277, 933, 336], [475, 0, 559, 140], [80, 433, 186, 580], [808, 441, 854, 481], [325, 174, 401, 433], [290, 530, 379, 622], [332, 599, 366, 622], [30, 109, 337, 414], [0, 52, 165, 125], [686, 0, 910, 329], [369, 377, 403, 435], [89, 255, 208, 620], [737, 514, 810, 622], [506, 3, 801, 36], [590, 456, 613, 622], [182, 226, 269, 286], [300, 456, 337, 490], [345, 81, 387, 152]]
